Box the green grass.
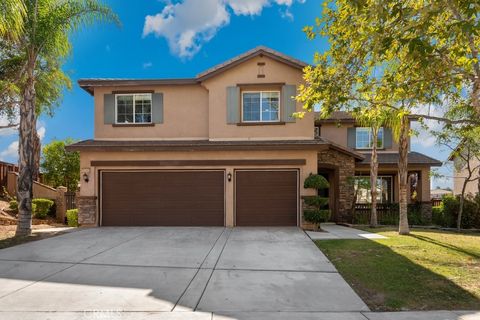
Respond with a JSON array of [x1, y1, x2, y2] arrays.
[[315, 227, 480, 311]]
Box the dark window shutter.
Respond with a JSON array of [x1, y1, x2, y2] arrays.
[[347, 127, 356, 148], [104, 94, 115, 124], [152, 93, 164, 124], [281, 85, 297, 122], [226, 86, 240, 124], [384, 128, 393, 149]]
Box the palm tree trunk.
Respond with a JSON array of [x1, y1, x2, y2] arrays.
[[15, 56, 37, 236], [398, 116, 410, 235], [370, 127, 378, 227]]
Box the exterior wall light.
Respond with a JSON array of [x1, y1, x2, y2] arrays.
[[227, 172, 232, 182], [83, 172, 89, 183]]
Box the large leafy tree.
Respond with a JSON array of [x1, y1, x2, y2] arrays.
[[41, 139, 80, 192], [297, 0, 480, 235], [0, 0, 119, 236]]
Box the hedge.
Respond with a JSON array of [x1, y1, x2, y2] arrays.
[[32, 198, 54, 219], [66, 209, 78, 227]]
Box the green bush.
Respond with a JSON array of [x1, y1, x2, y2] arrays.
[[32, 198, 54, 219], [66, 209, 78, 227], [9, 200, 18, 211], [432, 206, 445, 226], [304, 209, 331, 224], [435, 194, 480, 229], [303, 196, 329, 208], [304, 174, 330, 189]]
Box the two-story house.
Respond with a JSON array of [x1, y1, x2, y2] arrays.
[[67, 46, 441, 227]]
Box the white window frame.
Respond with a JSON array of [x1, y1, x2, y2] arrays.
[[241, 91, 281, 123], [355, 127, 384, 149], [115, 93, 153, 124]]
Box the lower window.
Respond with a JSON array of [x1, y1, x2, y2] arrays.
[[354, 176, 393, 203]]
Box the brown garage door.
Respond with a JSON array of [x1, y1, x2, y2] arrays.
[[101, 171, 225, 226], [235, 170, 298, 226]]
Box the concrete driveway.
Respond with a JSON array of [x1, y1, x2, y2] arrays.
[[0, 227, 368, 319]]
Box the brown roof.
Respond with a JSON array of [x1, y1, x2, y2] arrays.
[[66, 138, 364, 160], [78, 46, 309, 95], [357, 152, 442, 166], [315, 111, 355, 124]]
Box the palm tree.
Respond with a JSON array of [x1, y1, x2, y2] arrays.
[[354, 107, 389, 228], [6, 0, 119, 236], [385, 108, 411, 235]]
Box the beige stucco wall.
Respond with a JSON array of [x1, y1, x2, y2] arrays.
[[453, 157, 480, 196], [7, 171, 58, 200], [320, 123, 400, 151], [201, 55, 313, 140], [79, 149, 318, 227], [93, 84, 209, 140], [92, 55, 313, 141]]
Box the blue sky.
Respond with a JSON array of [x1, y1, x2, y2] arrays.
[[0, 0, 453, 188]]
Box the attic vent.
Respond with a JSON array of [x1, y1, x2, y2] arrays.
[[257, 62, 265, 78]]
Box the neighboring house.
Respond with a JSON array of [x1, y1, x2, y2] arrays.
[[67, 46, 441, 228], [450, 151, 480, 196], [430, 188, 453, 199]]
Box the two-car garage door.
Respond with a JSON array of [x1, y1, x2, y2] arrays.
[[100, 170, 298, 227]]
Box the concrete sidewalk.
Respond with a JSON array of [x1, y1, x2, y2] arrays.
[[0, 310, 478, 319], [307, 223, 388, 240]]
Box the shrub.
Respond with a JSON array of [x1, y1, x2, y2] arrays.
[[432, 206, 445, 226], [304, 209, 331, 224], [303, 196, 329, 208], [32, 198, 54, 219], [9, 200, 18, 211], [436, 194, 480, 229], [304, 174, 330, 189], [66, 209, 78, 227]]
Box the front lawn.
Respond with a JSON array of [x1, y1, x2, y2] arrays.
[[315, 227, 480, 311]]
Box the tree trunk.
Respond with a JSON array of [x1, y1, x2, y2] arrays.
[[458, 175, 470, 230], [398, 116, 410, 235], [15, 57, 37, 237], [33, 132, 40, 182], [370, 127, 379, 228]]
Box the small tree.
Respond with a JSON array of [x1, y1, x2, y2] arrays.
[[41, 138, 80, 192], [440, 128, 480, 230], [303, 174, 330, 230]]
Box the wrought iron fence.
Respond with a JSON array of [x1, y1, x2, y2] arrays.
[[65, 192, 76, 210]]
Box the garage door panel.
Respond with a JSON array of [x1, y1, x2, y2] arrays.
[[235, 170, 298, 226], [101, 171, 224, 226]]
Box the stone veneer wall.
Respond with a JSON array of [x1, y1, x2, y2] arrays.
[[317, 149, 356, 222], [77, 196, 97, 226]]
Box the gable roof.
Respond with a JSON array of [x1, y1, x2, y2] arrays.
[[78, 46, 309, 95], [196, 46, 309, 81]]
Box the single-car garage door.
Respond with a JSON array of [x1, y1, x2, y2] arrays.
[[101, 171, 225, 226], [235, 170, 298, 226]]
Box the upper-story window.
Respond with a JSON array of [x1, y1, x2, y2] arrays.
[[242, 91, 280, 122], [116, 93, 152, 124], [356, 127, 384, 149]]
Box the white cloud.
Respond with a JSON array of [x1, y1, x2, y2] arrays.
[[411, 103, 447, 148], [37, 126, 46, 141], [0, 141, 18, 162], [142, 62, 153, 69], [0, 115, 19, 137], [0, 125, 45, 163], [143, 0, 303, 58]]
